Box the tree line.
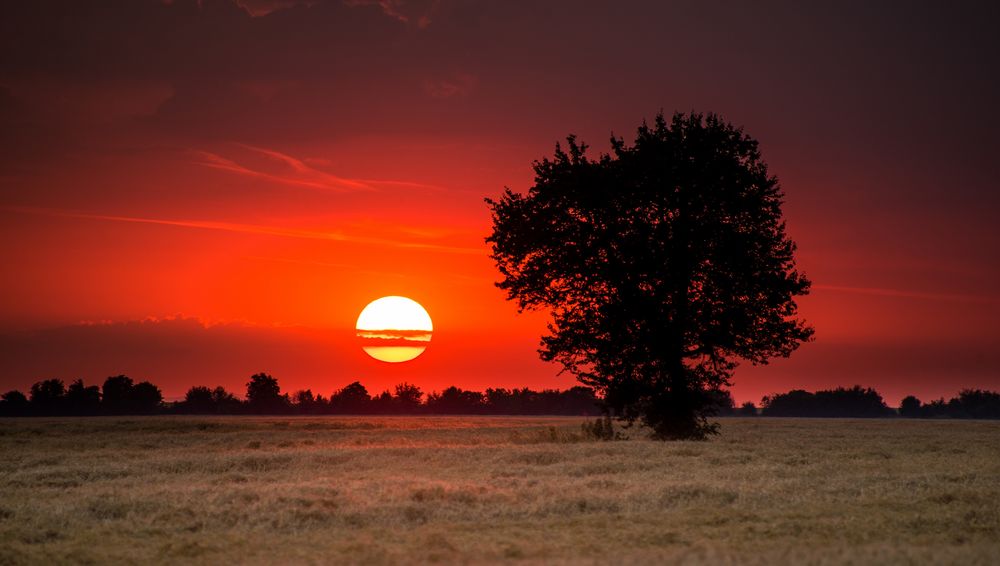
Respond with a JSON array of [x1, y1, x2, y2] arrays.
[[1, 376, 998, 419], [722, 386, 1000, 419], [0, 373, 603, 417]]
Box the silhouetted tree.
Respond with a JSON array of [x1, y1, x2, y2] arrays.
[[948, 389, 1000, 419], [293, 389, 315, 405], [817, 386, 892, 417], [895, 392, 1000, 420], [921, 398, 950, 418], [293, 389, 326, 414], [485, 388, 519, 414], [131, 381, 163, 414], [29, 379, 66, 415], [557, 386, 602, 415], [370, 390, 393, 414], [182, 386, 215, 414], [101, 375, 135, 414], [246, 373, 287, 414], [65, 379, 101, 415], [737, 401, 758, 416], [212, 386, 242, 413], [182, 385, 243, 414], [761, 386, 892, 417], [487, 112, 812, 439], [330, 381, 371, 414], [97, 375, 161, 414], [316, 394, 330, 411], [393, 382, 424, 413], [426, 387, 485, 414], [899, 395, 922, 418], [0, 390, 29, 416], [479, 386, 600, 415], [760, 389, 813, 416]]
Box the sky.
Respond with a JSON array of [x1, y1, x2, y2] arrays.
[[1, 0, 998, 404]]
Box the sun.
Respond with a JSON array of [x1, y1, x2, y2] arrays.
[[356, 296, 433, 363]]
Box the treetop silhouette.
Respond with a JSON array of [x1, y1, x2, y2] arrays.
[[487, 111, 813, 439]]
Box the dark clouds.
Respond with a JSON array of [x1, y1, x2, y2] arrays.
[[3, 0, 998, 152]]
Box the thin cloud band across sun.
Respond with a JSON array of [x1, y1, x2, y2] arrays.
[[356, 296, 432, 363]]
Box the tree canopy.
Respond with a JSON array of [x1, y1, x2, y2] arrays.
[[486, 112, 813, 439], [246, 372, 286, 414]]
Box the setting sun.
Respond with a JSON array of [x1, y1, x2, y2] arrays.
[[356, 296, 433, 363]]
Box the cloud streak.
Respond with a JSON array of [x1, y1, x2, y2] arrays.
[[813, 284, 1000, 304], [3, 206, 483, 255], [193, 147, 372, 192], [193, 145, 447, 193]]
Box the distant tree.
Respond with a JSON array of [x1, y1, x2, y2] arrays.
[[29, 379, 67, 415], [293, 389, 315, 405], [330, 381, 372, 414], [98, 375, 162, 415], [313, 393, 329, 412], [707, 389, 736, 416], [293, 389, 325, 414], [815, 386, 892, 417], [760, 389, 813, 417], [65, 379, 101, 415], [761, 386, 892, 417], [532, 389, 562, 414], [212, 386, 243, 413], [948, 389, 1000, 419], [0, 390, 29, 416], [183, 386, 215, 414], [370, 390, 394, 414], [486, 112, 812, 439], [393, 382, 423, 413], [485, 388, 517, 414], [181, 385, 242, 414], [922, 398, 950, 418], [246, 373, 287, 414], [737, 401, 758, 416], [130, 381, 163, 414], [558, 386, 602, 415], [899, 395, 922, 418], [480, 386, 599, 415], [426, 387, 485, 414], [101, 375, 135, 414]]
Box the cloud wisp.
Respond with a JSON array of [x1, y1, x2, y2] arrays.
[[4, 206, 483, 255], [193, 144, 447, 193], [813, 284, 1000, 305]]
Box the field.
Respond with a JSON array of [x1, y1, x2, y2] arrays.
[[1, 417, 999, 564]]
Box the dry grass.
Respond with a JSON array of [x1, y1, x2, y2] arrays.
[[1, 416, 998, 564]]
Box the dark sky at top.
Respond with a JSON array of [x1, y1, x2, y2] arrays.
[[1, 0, 998, 403]]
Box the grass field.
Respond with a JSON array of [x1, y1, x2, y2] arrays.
[[1, 416, 999, 564]]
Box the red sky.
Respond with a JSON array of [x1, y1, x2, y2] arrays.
[[1, 0, 998, 404]]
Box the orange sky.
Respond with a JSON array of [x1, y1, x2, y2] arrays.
[[1, 1, 998, 404]]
